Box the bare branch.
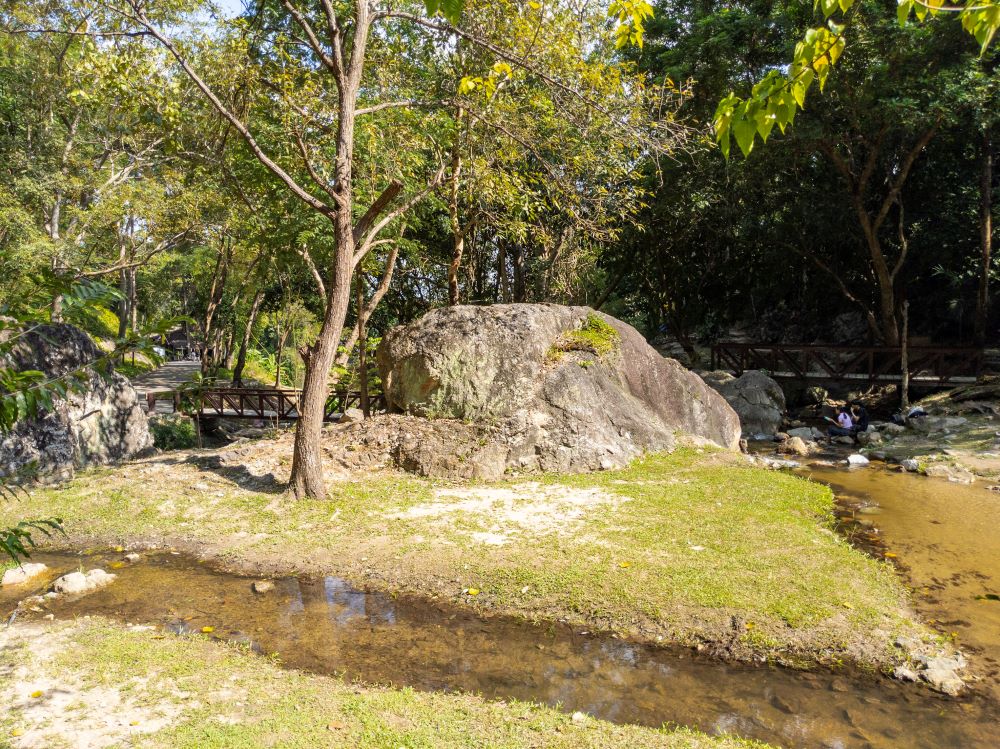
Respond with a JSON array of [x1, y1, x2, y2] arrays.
[[294, 129, 345, 208], [281, 0, 342, 81], [112, 2, 334, 218], [352, 180, 403, 243], [297, 245, 327, 298], [354, 166, 445, 265]]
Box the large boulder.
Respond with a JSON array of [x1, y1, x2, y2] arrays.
[[700, 370, 786, 437], [0, 323, 152, 483], [376, 304, 740, 476]]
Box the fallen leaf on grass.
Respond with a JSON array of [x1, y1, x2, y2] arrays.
[[884, 552, 897, 558], [327, 721, 347, 731], [10, 728, 24, 737], [618, 561, 632, 568], [201, 626, 215, 633], [466, 588, 480, 596], [29, 690, 42, 698]]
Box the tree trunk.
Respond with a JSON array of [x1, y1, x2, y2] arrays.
[[511, 245, 526, 302], [447, 106, 464, 306], [274, 323, 289, 387], [233, 289, 264, 387], [498, 243, 511, 303], [289, 22, 371, 499], [333, 241, 401, 374], [128, 266, 138, 332], [201, 240, 231, 374], [900, 300, 910, 412], [976, 128, 994, 345], [356, 274, 370, 417], [117, 240, 129, 339]]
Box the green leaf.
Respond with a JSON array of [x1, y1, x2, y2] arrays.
[[733, 117, 757, 156]]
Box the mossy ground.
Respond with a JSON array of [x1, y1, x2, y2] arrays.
[[0, 618, 765, 749], [2, 445, 924, 670]]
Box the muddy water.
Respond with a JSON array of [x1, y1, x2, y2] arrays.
[[3, 550, 997, 748], [806, 464, 1000, 702]]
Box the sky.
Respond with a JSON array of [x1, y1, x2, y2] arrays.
[[214, 0, 246, 18]]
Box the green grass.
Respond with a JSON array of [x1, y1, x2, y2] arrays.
[[549, 313, 620, 360], [0, 619, 766, 749], [0, 448, 923, 668]]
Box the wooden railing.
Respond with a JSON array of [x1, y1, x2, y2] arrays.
[[710, 343, 983, 386], [146, 387, 386, 421]]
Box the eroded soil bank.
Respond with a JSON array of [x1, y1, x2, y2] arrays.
[[3, 550, 998, 749]]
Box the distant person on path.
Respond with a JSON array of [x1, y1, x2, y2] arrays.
[[827, 406, 854, 437]]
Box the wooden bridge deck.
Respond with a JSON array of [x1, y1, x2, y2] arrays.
[[145, 387, 385, 422], [711, 343, 983, 387]]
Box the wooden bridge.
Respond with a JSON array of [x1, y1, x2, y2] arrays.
[[710, 343, 984, 387], [146, 387, 386, 422]]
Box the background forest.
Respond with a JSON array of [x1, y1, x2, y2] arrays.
[[1, 0, 997, 390]]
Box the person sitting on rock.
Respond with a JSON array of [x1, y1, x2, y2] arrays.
[[851, 403, 869, 433], [827, 406, 854, 438]]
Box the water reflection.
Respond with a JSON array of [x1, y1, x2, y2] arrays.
[[3, 551, 997, 748]]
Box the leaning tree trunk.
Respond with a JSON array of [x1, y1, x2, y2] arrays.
[[233, 289, 264, 387], [975, 128, 994, 345]]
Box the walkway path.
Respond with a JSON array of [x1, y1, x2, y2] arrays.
[[130, 361, 200, 397]]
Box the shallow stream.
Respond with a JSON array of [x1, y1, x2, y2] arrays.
[[4, 462, 1000, 747], [806, 464, 1000, 702], [2, 541, 997, 749]]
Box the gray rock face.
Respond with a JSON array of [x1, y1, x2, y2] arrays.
[[700, 370, 786, 437], [377, 304, 740, 476], [0, 324, 151, 483]]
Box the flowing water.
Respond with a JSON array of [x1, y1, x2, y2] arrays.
[[2, 544, 998, 749], [804, 464, 1000, 702]]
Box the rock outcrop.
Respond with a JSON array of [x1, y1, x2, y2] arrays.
[[0, 323, 152, 483], [376, 304, 740, 477], [700, 370, 786, 437]]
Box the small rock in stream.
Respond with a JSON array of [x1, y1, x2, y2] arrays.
[[52, 569, 116, 595], [1, 562, 47, 586], [846, 454, 870, 466], [252, 580, 275, 594], [900, 459, 920, 472], [124, 553, 141, 563]]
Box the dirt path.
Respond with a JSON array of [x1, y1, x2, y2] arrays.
[[130, 361, 200, 396]]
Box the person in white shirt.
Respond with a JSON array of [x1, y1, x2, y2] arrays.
[[828, 406, 854, 437]]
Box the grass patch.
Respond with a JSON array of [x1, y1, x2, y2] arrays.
[[1, 447, 923, 668], [0, 619, 765, 748], [548, 313, 620, 361], [149, 414, 199, 451]]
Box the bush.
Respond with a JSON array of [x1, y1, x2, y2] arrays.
[[74, 305, 120, 340], [149, 414, 198, 450]]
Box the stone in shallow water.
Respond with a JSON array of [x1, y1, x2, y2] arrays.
[[252, 580, 275, 594], [52, 569, 116, 595], [1, 562, 47, 586], [846, 454, 869, 466]]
